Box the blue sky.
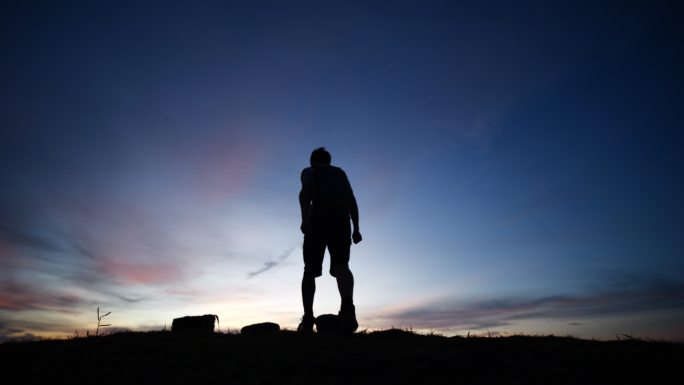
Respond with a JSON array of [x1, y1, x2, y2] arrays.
[[1, 0, 683, 341]]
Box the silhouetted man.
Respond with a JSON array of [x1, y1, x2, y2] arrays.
[[298, 147, 362, 333]]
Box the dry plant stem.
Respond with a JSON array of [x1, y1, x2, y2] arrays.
[[96, 307, 111, 336]]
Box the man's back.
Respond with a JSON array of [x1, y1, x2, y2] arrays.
[[301, 165, 354, 228]]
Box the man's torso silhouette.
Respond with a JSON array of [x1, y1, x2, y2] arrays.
[[301, 164, 353, 234]]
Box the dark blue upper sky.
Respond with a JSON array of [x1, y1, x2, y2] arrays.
[[1, 0, 683, 340]]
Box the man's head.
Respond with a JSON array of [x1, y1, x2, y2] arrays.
[[310, 147, 331, 167]]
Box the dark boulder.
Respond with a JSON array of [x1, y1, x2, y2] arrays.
[[171, 314, 218, 333], [314, 314, 340, 334], [241, 322, 280, 336]]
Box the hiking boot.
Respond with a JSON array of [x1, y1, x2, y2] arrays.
[[297, 314, 315, 334], [338, 304, 358, 334]]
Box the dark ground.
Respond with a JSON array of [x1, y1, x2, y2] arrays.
[[1, 329, 681, 384]]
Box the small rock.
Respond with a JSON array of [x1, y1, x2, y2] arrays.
[[171, 314, 218, 333], [314, 314, 340, 334], [241, 322, 280, 335]]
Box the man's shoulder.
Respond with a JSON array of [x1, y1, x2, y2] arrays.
[[329, 165, 347, 175], [301, 167, 314, 183], [302, 165, 347, 181], [302, 165, 345, 173]]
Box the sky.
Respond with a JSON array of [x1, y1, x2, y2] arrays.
[[1, 0, 683, 341]]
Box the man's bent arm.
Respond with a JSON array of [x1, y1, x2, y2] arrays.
[[349, 194, 359, 232], [299, 190, 310, 222]]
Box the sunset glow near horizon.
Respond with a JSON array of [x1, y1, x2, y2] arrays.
[[1, 1, 683, 341]]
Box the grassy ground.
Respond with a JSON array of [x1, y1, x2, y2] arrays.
[[1, 329, 681, 384]]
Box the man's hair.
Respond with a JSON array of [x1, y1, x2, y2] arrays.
[[310, 147, 331, 165]]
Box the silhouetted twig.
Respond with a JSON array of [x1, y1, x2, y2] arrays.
[[96, 306, 111, 336]]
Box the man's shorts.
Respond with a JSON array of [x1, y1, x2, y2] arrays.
[[303, 229, 351, 278]]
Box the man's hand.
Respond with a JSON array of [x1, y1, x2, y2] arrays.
[[352, 230, 362, 244]]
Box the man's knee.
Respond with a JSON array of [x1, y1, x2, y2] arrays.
[[331, 264, 351, 277], [303, 269, 320, 279]]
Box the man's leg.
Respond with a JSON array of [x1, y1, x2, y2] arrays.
[[299, 233, 324, 332], [333, 264, 354, 305], [298, 273, 316, 333], [333, 264, 358, 333], [330, 230, 357, 334], [329, 231, 354, 308], [301, 273, 316, 317]]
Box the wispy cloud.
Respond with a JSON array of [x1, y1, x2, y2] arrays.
[[0, 224, 63, 253], [0, 281, 89, 313], [247, 246, 297, 279], [0, 321, 39, 343], [0, 314, 86, 342], [373, 273, 684, 332]]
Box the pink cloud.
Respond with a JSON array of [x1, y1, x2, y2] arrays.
[[96, 257, 184, 285]]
